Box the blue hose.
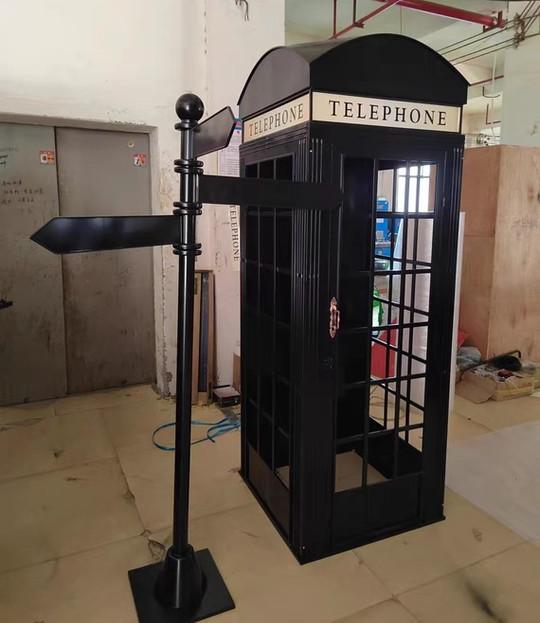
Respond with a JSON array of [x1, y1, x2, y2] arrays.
[[152, 416, 240, 452]]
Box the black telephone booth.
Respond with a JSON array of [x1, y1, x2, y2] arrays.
[[238, 34, 468, 563]]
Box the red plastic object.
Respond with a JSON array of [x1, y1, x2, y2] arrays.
[[371, 328, 397, 378], [457, 328, 468, 348]]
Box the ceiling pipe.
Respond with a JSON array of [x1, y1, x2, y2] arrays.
[[332, 0, 401, 38], [372, 0, 505, 30], [469, 74, 504, 87]]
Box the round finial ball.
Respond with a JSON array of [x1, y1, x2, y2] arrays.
[[175, 93, 204, 121]]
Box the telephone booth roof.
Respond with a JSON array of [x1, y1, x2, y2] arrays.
[[238, 34, 468, 119]]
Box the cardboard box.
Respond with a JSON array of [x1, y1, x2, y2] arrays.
[[456, 369, 539, 403], [493, 376, 538, 401]]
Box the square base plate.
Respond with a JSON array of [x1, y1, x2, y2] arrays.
[[129, 548, 235, 623]]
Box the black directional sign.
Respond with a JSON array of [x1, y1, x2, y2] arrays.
[[194, 106, 236, 158], [31, 215, 180, 254], [31, 176, 343, 255], [199, 175, 342, 210]]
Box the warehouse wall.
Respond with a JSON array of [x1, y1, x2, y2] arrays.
[[0, 0, 205, 396], [0, 0, 285, 395], [501, 36, 540, 148], [202, 0, 285, 386]]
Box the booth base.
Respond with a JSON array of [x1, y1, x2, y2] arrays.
[[129, 549, 235, 623]]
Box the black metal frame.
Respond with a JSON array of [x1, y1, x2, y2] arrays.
[[239, 104, 464, 564]]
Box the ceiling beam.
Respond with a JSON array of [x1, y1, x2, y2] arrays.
[[372, 0, 505, 30]]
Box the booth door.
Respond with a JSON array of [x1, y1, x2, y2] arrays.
[[333, 152, 451, 544]]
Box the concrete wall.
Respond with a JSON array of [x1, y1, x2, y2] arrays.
[[0, 0, 284, 394], [501, 36, 540, 148], [200, 0, 285, 386]]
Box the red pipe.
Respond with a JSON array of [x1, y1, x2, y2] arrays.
[[356, 0, 401, 29], [332, 0, 400, 38], [373, 0, 505, 29]]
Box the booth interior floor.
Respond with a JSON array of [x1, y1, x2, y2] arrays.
[[277, 452, 387, 491], [0, 384, 539, 623]]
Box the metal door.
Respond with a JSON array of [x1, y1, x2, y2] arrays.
[[56, 128, 155, 393], [327, 129, 462, 549], [0, 124, 67, 405], [333, 156, 441, 526]]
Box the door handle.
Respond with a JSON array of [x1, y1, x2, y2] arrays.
[[329, 297, 340, 339], [0, 299, 13, 311]]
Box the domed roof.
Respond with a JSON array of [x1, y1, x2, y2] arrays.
[[238, 34, 468, 119]]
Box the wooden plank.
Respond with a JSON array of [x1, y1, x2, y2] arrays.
[[198, 271, 209, 404], [461, 146, 500, 237], [459, 235, 494, 357], [459, 146, 500, 357], [489, 145, 540, 360], [207, 272, 216, 402], [459, 145, 540, 361], [197, 271, 216, 405], [233, 353, 241, 393], [192, 272, 202, 404]]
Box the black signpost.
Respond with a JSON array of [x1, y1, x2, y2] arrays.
[[125, 95, 236, 623], [32, 93, 342, 622]]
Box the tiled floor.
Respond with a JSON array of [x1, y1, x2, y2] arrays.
[[0, 384, 539, 622]]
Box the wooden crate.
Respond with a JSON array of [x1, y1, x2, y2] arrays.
[[459, 145, 540, 361]]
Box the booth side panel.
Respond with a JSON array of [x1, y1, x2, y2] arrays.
[[421, 143, 464, 523], [239, 128, 311, 559]]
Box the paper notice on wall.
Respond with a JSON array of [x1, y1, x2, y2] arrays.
[[133, 153, 147, 167], [218, 120, 241, 176], [39, 150, 55, 165], [218, 121, 242, 272]]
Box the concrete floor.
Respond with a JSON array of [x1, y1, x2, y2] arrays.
[[0, 385, 539, 622]]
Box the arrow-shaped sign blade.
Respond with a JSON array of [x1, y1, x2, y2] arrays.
[[199, 175, 342, 211], [31, 216, 180, 254], [194, 107, 236, 158]]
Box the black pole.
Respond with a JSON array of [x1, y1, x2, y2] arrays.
[[30, 91, 235, 622], [172, 94, 205, 553], [153, 94, 205, 613], [128, 94, 235, 623]]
